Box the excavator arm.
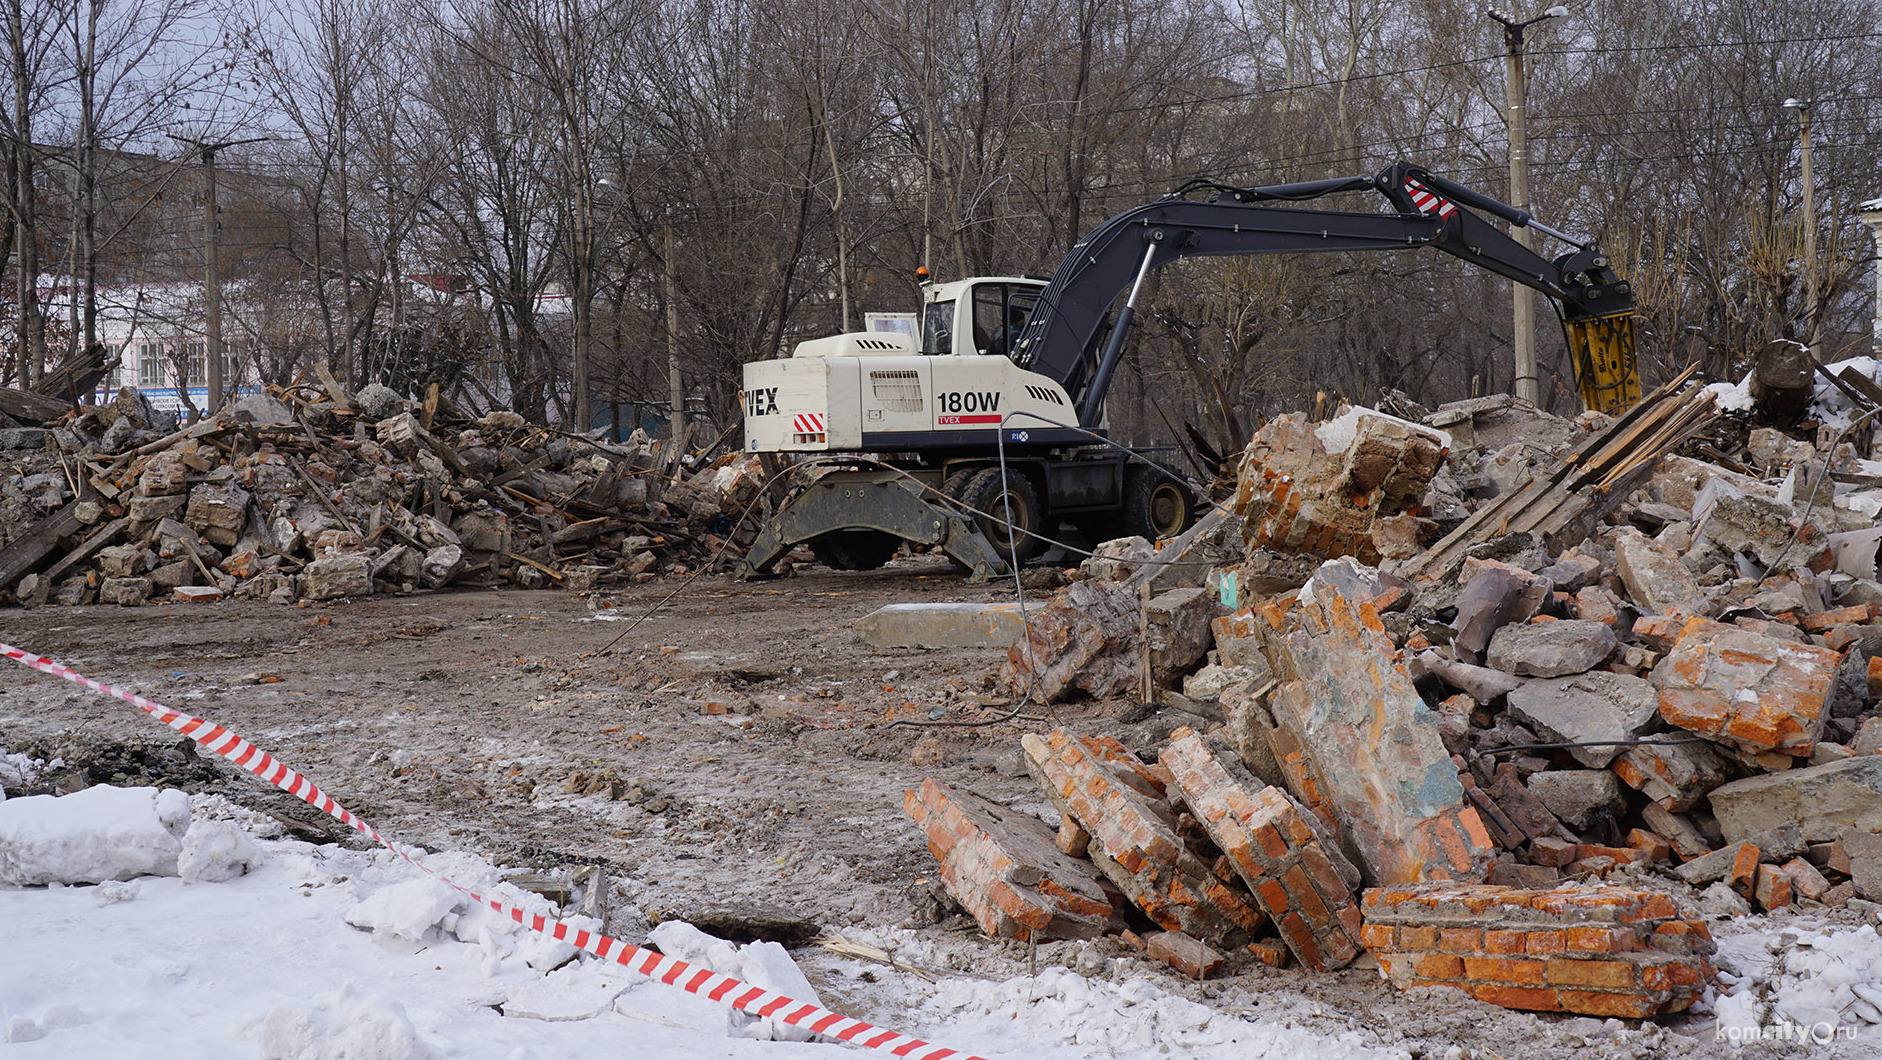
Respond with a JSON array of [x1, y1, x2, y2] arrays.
[[1009, 162, 1641, 418]]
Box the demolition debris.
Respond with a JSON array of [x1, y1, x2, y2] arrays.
[[0, 381, 762, 607], [912, 358, 1882, 1024]]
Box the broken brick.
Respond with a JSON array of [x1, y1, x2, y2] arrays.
[[1653, 617, 1838, 757], [1161, 728, 1365, 970], [1362, 882, 1713, 1017], [1143, 930, 1225, 979], [1753, 864, 1793, 910], [902, 778, 1115, 941], [1022, 730, 1265, 945], [1258, 587, 1496, 885], [1247, 939, 1292, 968], [1230, 409, 1447, 565]]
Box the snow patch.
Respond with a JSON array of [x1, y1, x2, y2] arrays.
[[258, 985, 441, 1060], [0, 748, 42, 798], [1715, 923, 1882, 1039], [927, 965, 1403, 1058], [345, 877, 464, 944], [647, 920, 825, 1042], [178, 817, 266, 883], [0, 784, 191, 885], [500, 961, 637, 1021], [1312, 407, 1449, 456]]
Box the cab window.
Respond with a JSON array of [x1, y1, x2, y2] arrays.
[[921, 299, 954, 355], [973, 284, 1039, 361]]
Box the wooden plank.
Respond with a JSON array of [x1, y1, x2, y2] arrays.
[[1837, 367, 1882, 411], [313, 363, 353, 412], [0, 502, 86, 588], [39, 517, 128, 585], [0, 386, 72, 425]]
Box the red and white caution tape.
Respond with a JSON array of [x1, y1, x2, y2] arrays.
[[1, 642, 986, 1060]]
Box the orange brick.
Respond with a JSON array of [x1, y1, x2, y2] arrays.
[[1546, 958, 1636, 989], [1247, 939, 1291, 968], [1360, 924, 1395, 951], [1566, 926, 1632, 953], [1413, 953, 1465, 980], [1755, 864, 1794, 910], [1557, 990, 1660, 1019], [1438, 928, 1483, 952], [1484, 929, 1527, 954], [1399, 925, 1438, 949], [1525, 929, 1567, 955], [1870, 657, 1882, 700], [1253, 823, 1290, 860], [1729, 844, 1762, 896], [1463, 956, 1547, 985], [1801, 605, 1869, 631], [1469, 984, 1561, 1012]]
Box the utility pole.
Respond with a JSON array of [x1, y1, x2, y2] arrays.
[[1488, 4, 1566, 406], [1784, 98, 1819, 357], [665, 213, 683, 471], [169, 133, 269, 414]]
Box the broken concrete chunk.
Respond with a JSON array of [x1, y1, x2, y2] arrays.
[[1452, 565, 1551, 660], [1611, 527, 1701, 615], [1145, 586, 1214, 675], [420, 545, 465, 590], [1161, 728, 1364, 970], [1361, 882, 1714, 1017], [1652, 617, 1836, 756], [902, 779, 1114, 941], [1505, 671, 1659, 768], [1525, 770, 1625, 831], [855, 602, 1036, 650], [1707, 756, 1882, 844], [183, 483, 250, 547], [301, 554, 373, 601], [1485, 620, 1617, 678], [1261, 590, 1495, 885], [97, 577, 152, 606]]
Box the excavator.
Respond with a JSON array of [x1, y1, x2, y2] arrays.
[[735, 161, 1641, 580]]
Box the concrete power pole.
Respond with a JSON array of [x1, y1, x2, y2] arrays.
[[1785, 98, 1820, 358], [665, 217, 683, 471], [1489, 5, 1566, 406], [170, 133, 269, 415]]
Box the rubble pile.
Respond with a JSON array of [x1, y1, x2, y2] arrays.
[[919, 361, 1882, 1019], [0, 382, 758, 607]]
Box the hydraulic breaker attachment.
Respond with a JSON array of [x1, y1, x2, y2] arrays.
[[735, 470, 1013, 582], [1567, 311, 1642, 415]]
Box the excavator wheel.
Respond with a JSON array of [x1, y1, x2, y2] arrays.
[[808, 529, 902, 571], [1122, 464, 1194, 542], [960, 467, 1046, 563]]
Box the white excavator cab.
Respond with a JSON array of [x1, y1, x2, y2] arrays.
[[919, 278, 1046, 360]]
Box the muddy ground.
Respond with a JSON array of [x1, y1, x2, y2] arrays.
[[0, 558, 1814, 1058]]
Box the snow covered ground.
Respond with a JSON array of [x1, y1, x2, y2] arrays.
[[0, 786, 1407, 1060]]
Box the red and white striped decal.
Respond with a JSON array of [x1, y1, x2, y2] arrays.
[[0, 642, 985, 1060], [791, 412, 826, 434], [1403, 178, 1458, 219]]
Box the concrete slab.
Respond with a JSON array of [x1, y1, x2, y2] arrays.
[[854, 602, 1038, 649]]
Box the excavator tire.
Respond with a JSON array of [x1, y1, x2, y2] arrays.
[[1121, 464, 1194, 542], [961, 467, 1045, 563], [808, 529, 902, 571]]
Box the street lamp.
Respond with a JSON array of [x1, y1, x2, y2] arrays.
[[1783, 98, 1819, 357], [1488, 3, 1568, 405]]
